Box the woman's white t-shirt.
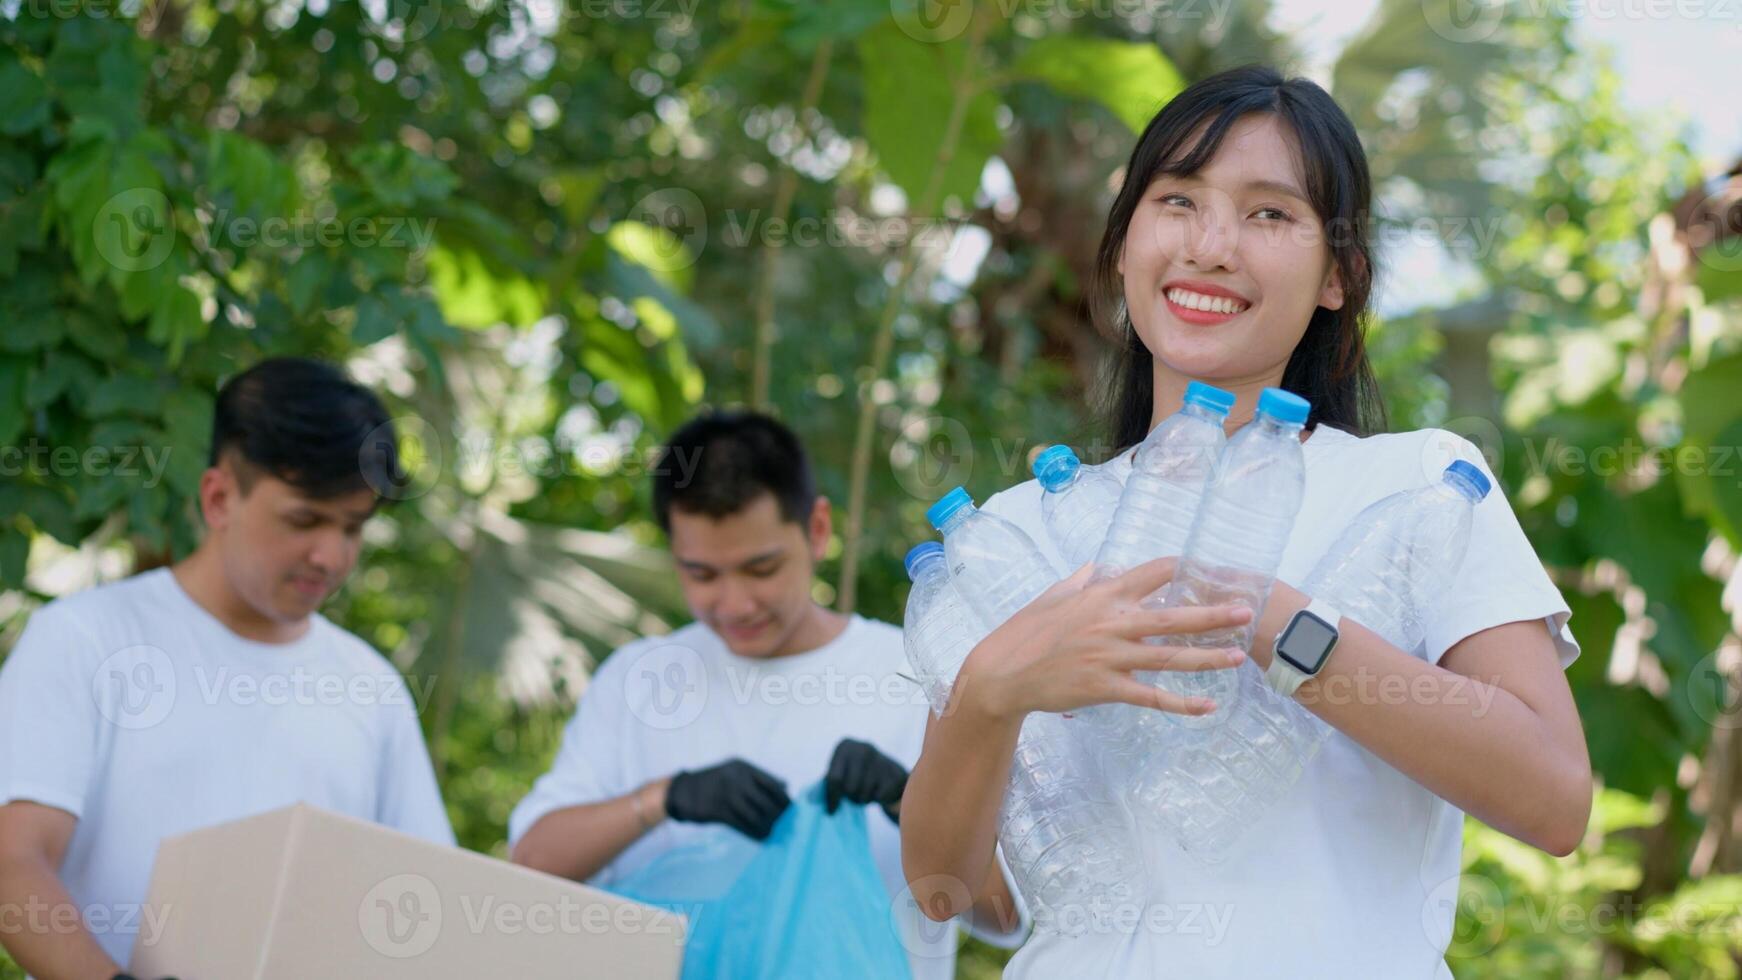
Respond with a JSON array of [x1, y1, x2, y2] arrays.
[[983, 424, 1579, 979]]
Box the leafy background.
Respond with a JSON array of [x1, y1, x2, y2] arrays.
[[3, 0, 1741, 976]]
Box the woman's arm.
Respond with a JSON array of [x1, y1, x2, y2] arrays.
[[901, 559, 1252, 920], [1256, 585, 1592, 855]]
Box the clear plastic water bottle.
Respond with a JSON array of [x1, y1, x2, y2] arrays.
[[1076, 381, 1234, 742], [926, 487, 1061, 627], [1033, 445, 1122, 574], [1147, 387, 1311, 725], [925, 489, 1144, 932], [1304, 459, 1492, 651], [1000, 711, 1145, 935], [1133, 460, 1494, 859], [902, 542, 986, 716], [1091, 380, 1235, 582]]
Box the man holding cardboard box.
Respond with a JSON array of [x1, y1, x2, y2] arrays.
[[0, 358, 454, 979], [510, 410, 1028, 979]]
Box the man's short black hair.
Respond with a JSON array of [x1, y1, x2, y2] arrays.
[[652, 411, 816, 534], [210, 356, 402, 500]]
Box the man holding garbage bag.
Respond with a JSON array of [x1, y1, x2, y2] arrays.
[[511, 410, 1027, 978]]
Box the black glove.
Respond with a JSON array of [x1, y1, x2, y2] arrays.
[[823, 738, 908, 822], [665, 758, 791, 841]]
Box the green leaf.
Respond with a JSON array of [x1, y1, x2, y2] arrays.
[[20, 485, 80, 545], [24, 349, 93, 409], [0, 355, 26, 446], [0, 523, 27, 589], [1677, 352, 1742, 545], [64, 308, 127, 360], [0, 54, 51, 136], [353, 292, 399, 345], [87, 373, 169, 417], [347, 143, 459, 210], [0, 312, 62, 353], [858, 21, 1002, 209], [1575, 684, 1680, 796], [1011, 36, 1184, 133], [758, 0, 888, 49], [286, 252, 332, 315]]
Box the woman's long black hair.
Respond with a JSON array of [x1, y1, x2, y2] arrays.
[[1094, 65, 1387, 450]]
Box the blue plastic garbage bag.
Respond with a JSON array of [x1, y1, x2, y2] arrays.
[[610, 782, 913, 979]]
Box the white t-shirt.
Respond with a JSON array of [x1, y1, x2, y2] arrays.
[[510, 614, 1030, 980], [0, 568, 455, 969], [986, 425, 1580, 979]]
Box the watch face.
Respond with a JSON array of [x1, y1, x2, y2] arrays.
[[1278, 610, 1337, 673]]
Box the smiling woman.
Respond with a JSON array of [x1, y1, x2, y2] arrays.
[[1095, 67, 1385, 444], [899, 65, 1590, 979]]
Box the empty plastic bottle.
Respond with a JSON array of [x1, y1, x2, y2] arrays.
[[901, 542, 986, 716], [1147, 388, 1311, 726], [1000, 711, 1145, 935], [1091, 380, 1236, 583], [1132, 459, 1494, 859], [925, 489, 1145, 932], [926, 487, 1061, 627], [1074, 382, 1235, 743], [1303, 459, 1492, 652], [1034, 445, 1123, 574]]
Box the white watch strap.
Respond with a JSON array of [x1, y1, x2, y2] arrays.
[[1265, 598, 1340, 699]]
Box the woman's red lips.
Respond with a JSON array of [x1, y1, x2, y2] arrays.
[[1162, 280, 1251, 325]]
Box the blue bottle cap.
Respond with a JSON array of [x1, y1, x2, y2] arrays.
[[1031, 445, 1081, 491], [1184, 381, 1236, 416], [1257, 387, 1310, 426], [925, 487, 974, 531], [1442, 460, 1492, 502], [904, 541, 945, 580]]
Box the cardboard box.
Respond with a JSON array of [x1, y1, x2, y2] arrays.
[[130, 803, 686, 979]]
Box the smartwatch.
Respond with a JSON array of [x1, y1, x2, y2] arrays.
[[1264, 598, 1340, 698]]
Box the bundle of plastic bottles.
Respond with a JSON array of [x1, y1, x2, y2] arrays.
[[901, 381, 1494, 886]]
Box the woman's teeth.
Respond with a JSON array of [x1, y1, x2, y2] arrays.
[[1166, 288, 1249, 315]]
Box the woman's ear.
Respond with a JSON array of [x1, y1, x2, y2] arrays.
[[1318, 261, 1346, 311]]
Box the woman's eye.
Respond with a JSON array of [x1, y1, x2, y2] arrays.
[[1159, 193, 1193, 208], [1252, 206, 1292, 221]]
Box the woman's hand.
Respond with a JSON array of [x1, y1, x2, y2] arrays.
[[952, 557, 1252, 722]]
